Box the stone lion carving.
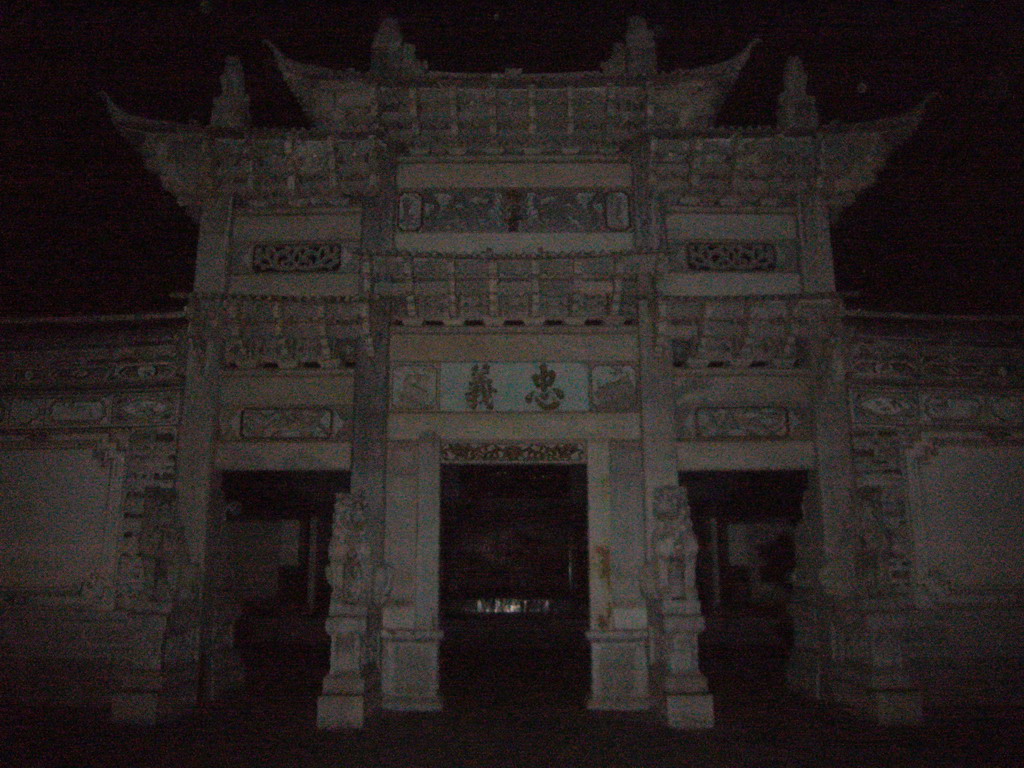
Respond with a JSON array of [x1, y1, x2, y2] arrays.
[[325, 492, 369, 603], [325, 493, 393, 606], [645, 485, 699, 602]]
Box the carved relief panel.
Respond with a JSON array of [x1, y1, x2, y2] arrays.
[[396, 189, 631, 232]]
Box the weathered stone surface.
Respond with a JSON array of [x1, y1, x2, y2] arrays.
[[6, 16, 1014, 734]]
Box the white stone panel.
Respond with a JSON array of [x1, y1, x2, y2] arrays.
[[909, 441, 1024, 590], [437, 362, 589, 412], [384, 442, 419, 604], [228, 274, 361, 296], [676, 372, 810, 407], [220, 372, 355, 408], [664, 212, 797, 239], [214, 442, 351, 470], [0, 440, 124, 594], [609, 441, 645, 604]]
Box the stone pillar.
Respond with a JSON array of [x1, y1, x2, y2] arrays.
[[797, 193, 836, 294], [112, 195, 234, 723], [788, 300, 853, 703], [637, 292, 713, 728], [380, 431, 443, 712], [586, 440, 650, 711], [318, 300, 392, 728], [787, 300, 921, 724]]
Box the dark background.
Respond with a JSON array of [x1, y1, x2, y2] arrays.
[[3, 0, 1021, 317]]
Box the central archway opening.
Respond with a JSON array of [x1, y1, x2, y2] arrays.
[[439, 463, 589, 710]]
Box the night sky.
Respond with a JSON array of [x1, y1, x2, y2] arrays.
[[3, 0, 1022, 318]]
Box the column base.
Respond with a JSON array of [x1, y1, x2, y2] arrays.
[[664, 691, 715, 729], [317, 693, 370, 729], [110, 679, 195, 724], [586, 629, 651, 711], [829, 669, 923, 725], [203, 647, 245, 701], [317, 671, 377, 729], [380, 628, 443, 712]]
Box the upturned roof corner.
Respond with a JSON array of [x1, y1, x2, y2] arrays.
[[102, 21, 932, 214], [100, 90, 383, 216]]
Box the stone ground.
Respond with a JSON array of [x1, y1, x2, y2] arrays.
[[3, 643, 1023, 768]]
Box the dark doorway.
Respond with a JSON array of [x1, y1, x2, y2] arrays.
[[219, 470, 348, 705], [681, 470, 806, 701], [439, 464, 589, 710]]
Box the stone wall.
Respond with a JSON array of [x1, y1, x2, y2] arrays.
[[844, 315, 1024, 714], [0, 316, 189, 710]]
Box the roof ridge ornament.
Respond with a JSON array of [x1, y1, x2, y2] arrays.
[[370, 17, 429, 79], [601, 16, 658, 76], [776, 56, 819, 132], [210, 56, 251, 130]]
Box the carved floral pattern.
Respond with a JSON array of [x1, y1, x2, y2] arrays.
[[441, 442, 585, 463], [189, 296, 364, 370], [677, 406, 800, 439], [590, 365, 638, 412], [662, 297, 815, 369], [0, 392, 180, 429], [673, 241, 784, 272], [851, 387, 1024, 428], [399, 189, 632, 233], [849, 339, 1024, 385]]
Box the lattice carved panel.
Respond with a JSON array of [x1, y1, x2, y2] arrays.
[[670, 241, 788, 272], [252, 243, 359, 273]]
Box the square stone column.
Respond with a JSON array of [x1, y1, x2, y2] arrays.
[[636, 293, 715, 728], [586, 440, 650, 710], [380, 433, 443, 712], [381, 625, 444, 711]]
